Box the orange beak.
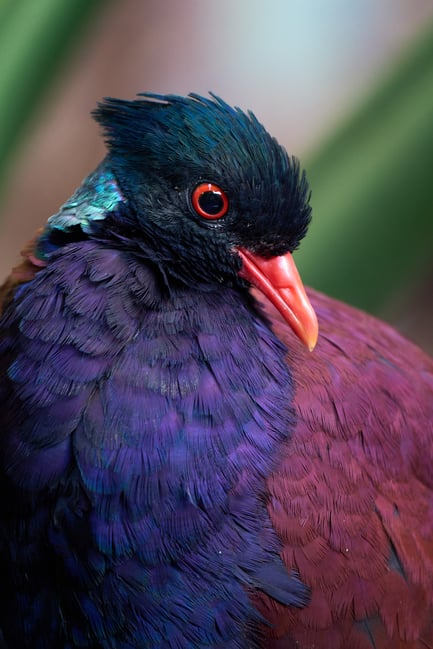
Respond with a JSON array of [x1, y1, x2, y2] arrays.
[[237, 248, 318, 351]]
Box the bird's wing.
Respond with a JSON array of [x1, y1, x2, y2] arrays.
[[253, 287, 433, 648]]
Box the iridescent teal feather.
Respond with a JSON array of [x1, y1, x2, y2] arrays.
[[36, 160, 125, 260], [48, 160, 124, 233]]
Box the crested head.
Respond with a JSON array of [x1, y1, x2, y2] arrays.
[[92, 93, 311, 255], [40, 93, 312, 292]]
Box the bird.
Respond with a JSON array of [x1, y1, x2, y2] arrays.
[[0, 92, 432, 649]]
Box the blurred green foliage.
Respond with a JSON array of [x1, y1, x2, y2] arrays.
[[298, 20, 433, 314], [0, 0, 104, 187]]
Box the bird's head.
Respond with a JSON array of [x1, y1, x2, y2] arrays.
[[42, 93, 318, 349]]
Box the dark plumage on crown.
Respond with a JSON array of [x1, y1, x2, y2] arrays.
[[93, 93, 312, 255], [93, 93, 283, 175]]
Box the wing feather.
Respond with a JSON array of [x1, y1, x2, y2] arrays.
[[254, 288, 433, 648]]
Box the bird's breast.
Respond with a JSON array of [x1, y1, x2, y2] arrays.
[[0, 242, 306, 648]]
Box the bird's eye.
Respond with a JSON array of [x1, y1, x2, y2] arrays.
[[191, 183, 229, 220]]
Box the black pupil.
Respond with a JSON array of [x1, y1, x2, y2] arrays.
[[199, 190, 224, 215]]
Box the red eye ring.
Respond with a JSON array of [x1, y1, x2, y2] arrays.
[[191, 182, 229, 220]]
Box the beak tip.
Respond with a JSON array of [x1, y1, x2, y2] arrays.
[[308, 338, 318, 353], [298, 305, 319, 352], [303, 325, 319, 352]]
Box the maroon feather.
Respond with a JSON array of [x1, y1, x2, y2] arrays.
[[253, 287, 433, 648]]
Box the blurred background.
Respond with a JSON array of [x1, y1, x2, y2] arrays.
[[0, 0, 432, 352]]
